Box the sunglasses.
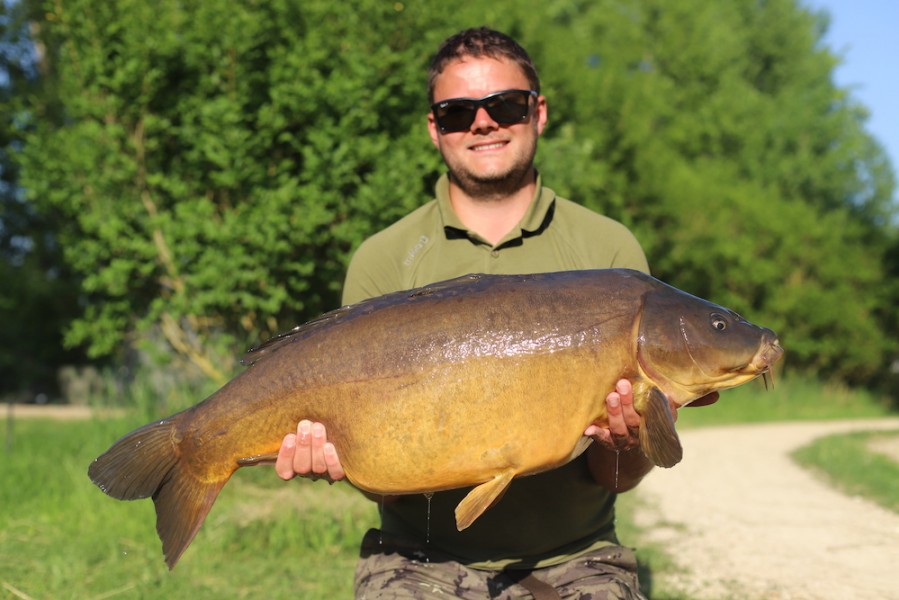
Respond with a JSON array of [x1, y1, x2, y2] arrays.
[[431, 89, 538, 133]]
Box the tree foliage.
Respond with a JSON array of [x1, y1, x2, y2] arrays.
[[13, 0, 448, 381], [1, 0, 88, 396], [4, 0, 898, 391], [527, 0, 897, 385]]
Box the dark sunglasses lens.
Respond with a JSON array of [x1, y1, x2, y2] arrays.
[[435, 91, 533, 132], [485, 91, 531, 124], [436, 101, 477, 132]]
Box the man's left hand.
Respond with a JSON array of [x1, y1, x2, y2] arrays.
[[584, 380, 720, 449], [584, 379, 642, 451]]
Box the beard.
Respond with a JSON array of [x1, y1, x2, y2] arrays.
[[448, 159, 534, 201], [443, 134, 539, 202]]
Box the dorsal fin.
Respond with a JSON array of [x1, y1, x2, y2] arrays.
[[240, 274, 491, 366], [241, 305, 355, 366]]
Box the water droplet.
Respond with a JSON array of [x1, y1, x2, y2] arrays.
[[423, 492, 434, 545], [614, 449, 620, 490], [378, 496, 385, 546]]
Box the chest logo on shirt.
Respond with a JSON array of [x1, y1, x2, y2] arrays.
[[403, 235, 430, 267]]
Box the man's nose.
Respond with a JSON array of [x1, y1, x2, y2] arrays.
[[470, 107, 498, 132]]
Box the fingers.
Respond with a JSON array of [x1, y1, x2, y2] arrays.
[[275, 433, 298, 481], [274, 420, 345, 482], [322, 441, 346, 481], [606, 388, 638, 450], [308, 421, 327, 474], [586, 379, 642, 451], [611, 379, 641, 430]]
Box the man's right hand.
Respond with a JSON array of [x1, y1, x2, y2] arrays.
[[275, 420, 346, 482]]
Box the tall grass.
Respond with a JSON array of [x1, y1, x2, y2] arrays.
[[83, 363, 224, 418]]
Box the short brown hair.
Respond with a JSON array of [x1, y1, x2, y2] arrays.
[[427, 27, 541, 103]]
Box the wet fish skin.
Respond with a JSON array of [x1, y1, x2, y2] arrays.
[[87, 268, 783, 568]]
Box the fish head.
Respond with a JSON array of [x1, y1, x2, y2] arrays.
[[636, 285, 784, 405]]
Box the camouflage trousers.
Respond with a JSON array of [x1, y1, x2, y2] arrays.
[[354, 529, 647, 600]]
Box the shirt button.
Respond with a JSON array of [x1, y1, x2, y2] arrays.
[[491, 250, 500, 258]]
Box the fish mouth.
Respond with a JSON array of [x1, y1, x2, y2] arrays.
[[751, 337, 784, 373], [743, 337, 783, 390]]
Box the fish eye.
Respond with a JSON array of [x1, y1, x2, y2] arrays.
[[710, 313, 728, 332]]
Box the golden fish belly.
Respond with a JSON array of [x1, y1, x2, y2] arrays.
[[312, 349, 619, 494]]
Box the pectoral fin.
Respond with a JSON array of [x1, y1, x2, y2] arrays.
[[638, 387, 683, 468], [454, 469, 515, 531]]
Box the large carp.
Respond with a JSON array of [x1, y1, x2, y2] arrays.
[[89, 268, 783, 568]]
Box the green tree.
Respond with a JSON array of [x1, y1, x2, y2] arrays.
[[1, 0, 88, 398], [16, 0, 449, 381], [7, 0, 898, 393], [527, 0, 897, 385]]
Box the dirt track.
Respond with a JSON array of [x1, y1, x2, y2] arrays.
[[3, 403, 123, 420], [633, 418, 899, 600]]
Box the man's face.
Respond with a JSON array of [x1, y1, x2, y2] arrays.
[[428, 57, 547, 198]]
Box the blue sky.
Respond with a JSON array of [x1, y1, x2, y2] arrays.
[[803, 0, 899, 203]]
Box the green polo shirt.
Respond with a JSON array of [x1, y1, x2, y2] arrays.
[[341, 173, 649, 570], [342, 174, 648, 306]]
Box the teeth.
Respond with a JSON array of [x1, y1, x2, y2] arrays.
[[474, 142, 505, 151]]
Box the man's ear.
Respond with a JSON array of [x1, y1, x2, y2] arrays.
[[427, 112, 441, 149], [535, 96, 548, 136]]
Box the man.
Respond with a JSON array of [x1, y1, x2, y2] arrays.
[[276, 27, 715, 599]]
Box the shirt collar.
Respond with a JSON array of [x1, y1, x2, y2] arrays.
[[435, 172, 557, 248]]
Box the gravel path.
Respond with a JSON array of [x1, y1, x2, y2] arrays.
[[633, 418, 899, 600]]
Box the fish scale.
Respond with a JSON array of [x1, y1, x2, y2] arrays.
[[88, 268, 783, 568]]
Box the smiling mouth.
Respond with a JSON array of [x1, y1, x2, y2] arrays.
[[471, 141, 507, 152]]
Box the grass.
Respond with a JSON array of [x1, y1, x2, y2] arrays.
[[0, 416, 377, 599], [615, 493, 692, 600], [1, 375, 895, 599], [675, 375, 894, 427], [792, 429, 899, 514]]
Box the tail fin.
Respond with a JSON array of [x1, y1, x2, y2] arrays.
[[88, 417, 227, 569]]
